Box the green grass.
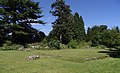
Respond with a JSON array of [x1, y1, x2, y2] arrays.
[[0, 49, 119, 73], [37, 49, 108, 62]]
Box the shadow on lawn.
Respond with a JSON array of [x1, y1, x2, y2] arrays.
[[98, 50, 120, 58]]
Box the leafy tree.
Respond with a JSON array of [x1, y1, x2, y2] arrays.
[[101, 28, 120, 52], [112, 26, 120, 33], [49, 0, 73, 44], [100, 25, 108, 31], [100, 29, 119, 48], [0, 0, 44, 46], [88, 25, 120, 50], [86, 25, 108, 46]]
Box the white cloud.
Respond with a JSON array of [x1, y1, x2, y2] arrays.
[[47, 17, 52, 21], [31, 23, 38, 25], [92, 24, 108, 26]]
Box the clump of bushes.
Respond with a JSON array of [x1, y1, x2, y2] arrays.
[[68, 40, 91, 49], [95, 45, 107, 49], [68, 40, 78, 49], [0, 41, 20, 51], [25, 38, 49, 50], [48, 40, 60, 50], [60, 43, 68, 49], [115, 46, 120, 52]]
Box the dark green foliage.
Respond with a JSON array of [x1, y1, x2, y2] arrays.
[[100, 29, 120, 48], [0, 25, 6, 45], [0, 41, 20, 50], [86, 25, 108, 46], [49, 0, 73, 44], [33, 31, 45, 42], [86, 27, 91, 41], [87, 25, 120, 51], [79, 16, 86, 40], [48, 30, 58, 42], [0, 44, 20, 51], [72, 12, 85, 41], [11, 27, 45, 46], [0, 0, 44, 24], [90, 25, 108, 46], [48, 40, 60, 50], [0, 0, 45, 46], [68, 40, 78, 49], [115, 26, 120, 33], [91, 34, 101, 46], [49, 0, 86, 45]]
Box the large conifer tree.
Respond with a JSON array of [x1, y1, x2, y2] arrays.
[[0, 0, 44, 45], [73, 12, 85, 41], [49, 0, 73, 44]]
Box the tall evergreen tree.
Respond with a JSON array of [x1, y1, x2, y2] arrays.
[[49, 0, 73, 44], [0, 24, 7, 45], [0, 0, 44, 46], [86, 27, 91, 41], [79, 16, 86, 40], [115, 26, 119, 33], [73, 12, 85, 41]]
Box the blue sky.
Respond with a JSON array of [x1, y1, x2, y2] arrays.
[[32, 0, 120, 35]]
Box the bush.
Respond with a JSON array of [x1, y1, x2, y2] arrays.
[[0, 41, 21, 51], [95, 45, 106, 49], [48, 40, 60, 50], [77, 41, 90, 49], [60, 43, 68, 49], [25, 38, 49, 50], [68, 40, 78, 49], [115, 46, 120, 52], [0, 44, 21, 51]]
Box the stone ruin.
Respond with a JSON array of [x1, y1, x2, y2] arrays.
[[26, 55, 40, 60], [18, 46, 32, 51], [18, 46, 25, 51]]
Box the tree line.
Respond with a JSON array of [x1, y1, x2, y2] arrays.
[[0, 0, 120, 51], [87, 25, 120, 50]]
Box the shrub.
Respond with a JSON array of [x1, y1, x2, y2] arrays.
[[25, 38, 49, 50], [36, 38, 49, 50], [68, 40, 78, 49], [0, 44, 21, 51], [48, 40, 60, 50], [79, 42, 91, 49], [115, 46, 120, 52], [95, 45, 106, 49], [60, 43, 68, 49]]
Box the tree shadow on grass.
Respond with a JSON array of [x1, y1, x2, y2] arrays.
[[98, 50, 120, 58]]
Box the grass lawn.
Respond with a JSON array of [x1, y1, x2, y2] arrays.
[[0, 49, 119, 73]]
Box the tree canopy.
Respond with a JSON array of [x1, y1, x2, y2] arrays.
[[72, 12, 85, 41], [0, 0, 45, 46], [49, 0, 73, 44], [49, 0, 86, 45], [0, 0, 120, 52]]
